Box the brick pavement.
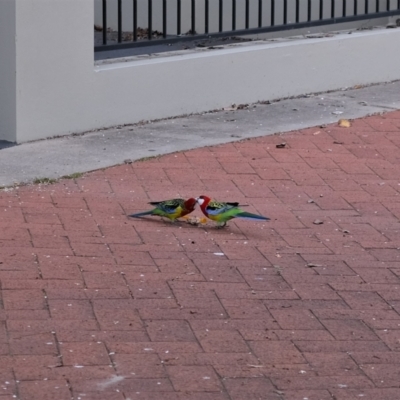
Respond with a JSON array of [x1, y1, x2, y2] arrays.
[[1, 111, 400, 400]]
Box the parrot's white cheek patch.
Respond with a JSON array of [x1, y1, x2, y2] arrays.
[[197, 198, 205, 206]]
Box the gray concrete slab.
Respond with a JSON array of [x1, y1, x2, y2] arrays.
[[1, 80, 399, 187]]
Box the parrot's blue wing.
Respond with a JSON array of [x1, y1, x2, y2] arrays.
[[159, 204, 179, 215], [149, 199, 184, 215], [205, 201, 235, 216]]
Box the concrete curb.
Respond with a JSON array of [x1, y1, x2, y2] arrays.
[[1, 80, 400, 187]]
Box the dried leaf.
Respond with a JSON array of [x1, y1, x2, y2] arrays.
[[276, 143, 286, 149], [338, 119, 351, 128], [307, 263, 323, 268], [313, 219, 323, 225], [313, 131, 320, 135], [224, 105, 238, 111], [333, 140, 344, 145], [332, 111, 344, 115]]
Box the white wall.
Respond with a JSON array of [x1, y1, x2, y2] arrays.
[[94, 29, 400, 129], [0, 0, 17, 142], [1, 0, 400, 143]]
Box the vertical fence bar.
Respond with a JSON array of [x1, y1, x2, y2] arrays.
[[283, 0, 287, 24], [308, 0, 312, 21], [102, 0, 107, 44], [342, 0, 346, 16], [232, 0, 236, 30], [332, 0, 335, 17], [258, 0, 262, 27], [133, 0, 137, 41], [387, 0, 390, 10], [320, 0, 323, 19], [163, 0, 167, 38], [296, 0, 300, 22], [191, 0, 196, 33], [398, 0, 400, 9], [365, 0, 368, 13], [177, 0, 181, 35], [148, 0, 152, 40], [117, 0, 122, 42], [271, 0, 275, 26], [246, 0, 250, 29], [205, 0, 209, 33], [376, 0, 379, 11], [219, 0, 223, 31], [354, 0, 358, 14]]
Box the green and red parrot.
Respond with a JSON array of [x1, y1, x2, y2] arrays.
[[196, 195, 270, 227], [128, 198, 196, 221]]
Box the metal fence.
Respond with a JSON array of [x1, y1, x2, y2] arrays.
[[95, 0, 400, 52]]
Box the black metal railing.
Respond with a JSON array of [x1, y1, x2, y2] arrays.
[[95, 0, 400, 52]]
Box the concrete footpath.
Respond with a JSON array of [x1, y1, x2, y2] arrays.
[[0, 81, 400, 400], [1, 80, 400, 187]]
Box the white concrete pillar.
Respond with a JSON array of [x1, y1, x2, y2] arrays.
[[0, 0, 95, 143], [0, 0, 17, 142]]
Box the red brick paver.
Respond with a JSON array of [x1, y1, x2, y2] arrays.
[[1, 111, 400, 399]]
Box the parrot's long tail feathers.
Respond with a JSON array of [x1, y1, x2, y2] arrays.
[[128, 210, 154, 218], [236, 212, 270, 221]]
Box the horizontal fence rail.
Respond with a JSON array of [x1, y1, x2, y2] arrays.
[[94, 0, 400, 52]]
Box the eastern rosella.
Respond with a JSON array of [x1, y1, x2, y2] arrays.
[[128, 198, 196, 221], [196, 195, 270, 227]]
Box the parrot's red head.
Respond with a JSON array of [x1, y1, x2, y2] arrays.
[[196, 195, 211, 209], [184, 197, 197, 212]]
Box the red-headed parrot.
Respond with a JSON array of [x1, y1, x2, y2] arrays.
[[128, 198, 196, 221], [196, 195, 270, 228]]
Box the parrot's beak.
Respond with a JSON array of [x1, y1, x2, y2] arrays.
[[196, 197, 204, 206]]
